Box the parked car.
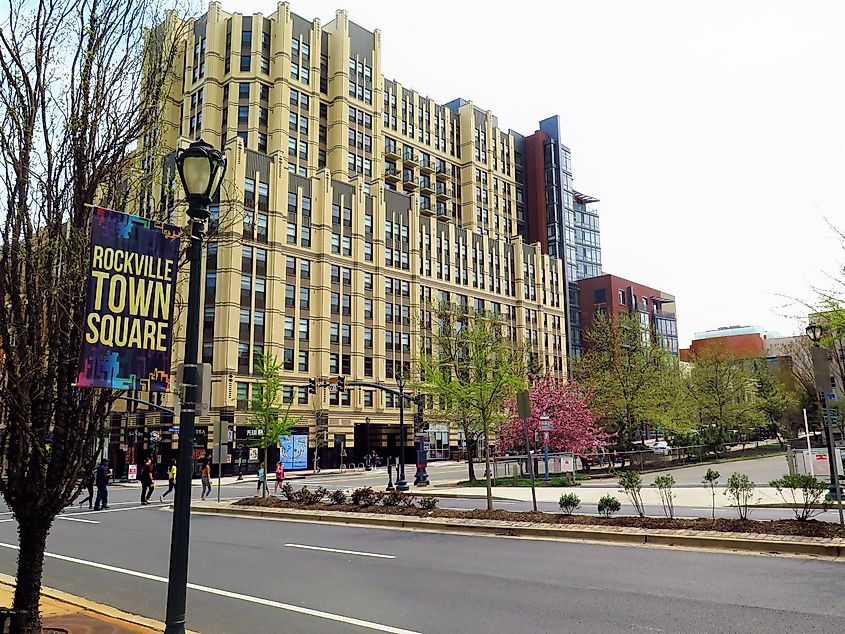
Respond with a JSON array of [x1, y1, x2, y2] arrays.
[[652, 441, 672, 456]]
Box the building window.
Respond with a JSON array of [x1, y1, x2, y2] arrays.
[[618, 290, 625, 305]]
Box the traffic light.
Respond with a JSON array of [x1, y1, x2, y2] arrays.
[[308, 377, 316, 394], [338, 376, 346, 392], [227, 373, 234, 400]]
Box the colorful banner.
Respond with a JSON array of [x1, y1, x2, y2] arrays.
[[279, 434, 308, 470], [76, 207, 182, 392]]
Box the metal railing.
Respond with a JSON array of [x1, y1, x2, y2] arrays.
[[493, 441, 785, 478]]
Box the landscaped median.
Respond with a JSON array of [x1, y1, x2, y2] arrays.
[[191, 496, 845, 560]]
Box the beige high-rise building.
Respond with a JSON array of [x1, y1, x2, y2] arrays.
[[123, 2, 572, 473]]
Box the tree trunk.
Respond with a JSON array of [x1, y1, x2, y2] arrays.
[[262, 449, 268, 498], [482, 425, 493, 511], [466, 439, 476, 482], [14, 521, 51, 633]]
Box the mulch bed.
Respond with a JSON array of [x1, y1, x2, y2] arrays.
[[233, 496, 843, 538]]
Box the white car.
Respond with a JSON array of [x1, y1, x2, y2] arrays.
[[652, 441, 671, 456]]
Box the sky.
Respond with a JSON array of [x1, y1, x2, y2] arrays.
[[233, 0, 845, 347]]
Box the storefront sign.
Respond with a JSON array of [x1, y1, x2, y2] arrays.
[[76, 207, 181, 392], [127, 464, 137, 481]]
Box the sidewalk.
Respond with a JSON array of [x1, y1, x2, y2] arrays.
[[0, 573, 180, 633]]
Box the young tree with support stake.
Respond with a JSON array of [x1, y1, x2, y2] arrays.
[[418, 303, 525, 510], [244, 353, 299, 497], [0, 1, 187, 630]]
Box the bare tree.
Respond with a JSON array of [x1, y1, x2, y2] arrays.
[[0, 1, 186, 629]]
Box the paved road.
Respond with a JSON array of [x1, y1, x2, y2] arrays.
[[0, 480, 844, 633]]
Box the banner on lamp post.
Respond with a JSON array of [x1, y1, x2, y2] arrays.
[[76, 207, 182, 392]]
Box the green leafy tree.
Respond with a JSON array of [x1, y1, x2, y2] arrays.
[[418, 303, 525, 510], [245, 354, 300, 497], [685, 347, 765, 451], [752, 360, 798, 447], [576, 312, 689, 449]]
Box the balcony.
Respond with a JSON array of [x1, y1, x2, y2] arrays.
[[402, 176, 418, 191], [420, 179, 434, 194], [436, 203, 448, 217], [402, 150, 416, 166], [420, 199, 433, 215], [418, 156, 434, 173], [435, 183, 451, 199], [435, 164, 450, 179], [385, 142, 400, 159], [653, 309, 676, 320], [384, 166, 401, 183]]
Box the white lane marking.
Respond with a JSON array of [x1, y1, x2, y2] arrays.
[[72, 504, 168, 516], [0, 542, 419, 634], [56, 516, 99, 524], [284, 543, 395, 559], [441, 507, 472, 511]]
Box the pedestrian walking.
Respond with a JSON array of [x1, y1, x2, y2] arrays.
[[256, 464, 267, 496], [140, 457, 155, 504], [273, 461, 285, 494], [78, 462, 95, 509], [200, 460, 212, 501], [160, 459, 177, 503], [93, 459, 112, 511]]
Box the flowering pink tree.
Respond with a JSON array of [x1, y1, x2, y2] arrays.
[[497, 375, 608, 455]]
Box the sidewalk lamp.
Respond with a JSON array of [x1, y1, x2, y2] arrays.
[[165, 139, 226, 634], [805, 323, 845, 517], [395, 372, 409, 491]]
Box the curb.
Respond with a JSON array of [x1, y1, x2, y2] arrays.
[[191, 503, 845, 560], [0, 573, 198, 633]]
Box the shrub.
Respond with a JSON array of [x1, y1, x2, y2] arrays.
[[293, 486, 322, 505], [724, 472, 757, 520], [313, 487, 329, 504], [769, 473, 829, 521], [652, 475, 676, 519], [328, 489, 347, 505], [597, 494, 621, 518], [350, 486, 380, 507], [419, 495, 438, 510], [618, 470, 645, 517], [382, 490, 403, 507], [702, 468, 720, 519], [399, 493, 417, 507], [280, 482, 295, 501], [558, 492, 581, 515]]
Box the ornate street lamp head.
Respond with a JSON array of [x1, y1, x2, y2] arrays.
[[806, 322, 824, 345], [175, 138, 227, 219]]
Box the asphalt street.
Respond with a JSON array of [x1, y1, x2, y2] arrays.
[[0, 473, 843, 633]]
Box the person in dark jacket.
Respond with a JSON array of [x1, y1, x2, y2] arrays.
[[140, 457, 155, 505], [94, 459, 112, 511]]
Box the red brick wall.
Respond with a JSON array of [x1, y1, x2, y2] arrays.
[[524, 131, 549, 250]]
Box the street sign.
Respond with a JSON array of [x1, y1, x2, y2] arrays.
[[127, 464, 137, 480], [168, 427, 179, 433], [516, 390, 531, 420], [149, 431, 161, 443], [828, 392, 837, 401], [328, 384, 338, 394], [540, 419, 552, 432]]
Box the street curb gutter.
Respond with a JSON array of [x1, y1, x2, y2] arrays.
[[0, 573, 199, 633], [192, 504, 845, 560]]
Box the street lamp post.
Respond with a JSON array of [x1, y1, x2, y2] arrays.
[[395, 373, 409, 491], [806, 324, 841, 496], [164, 139, 226, 634]]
